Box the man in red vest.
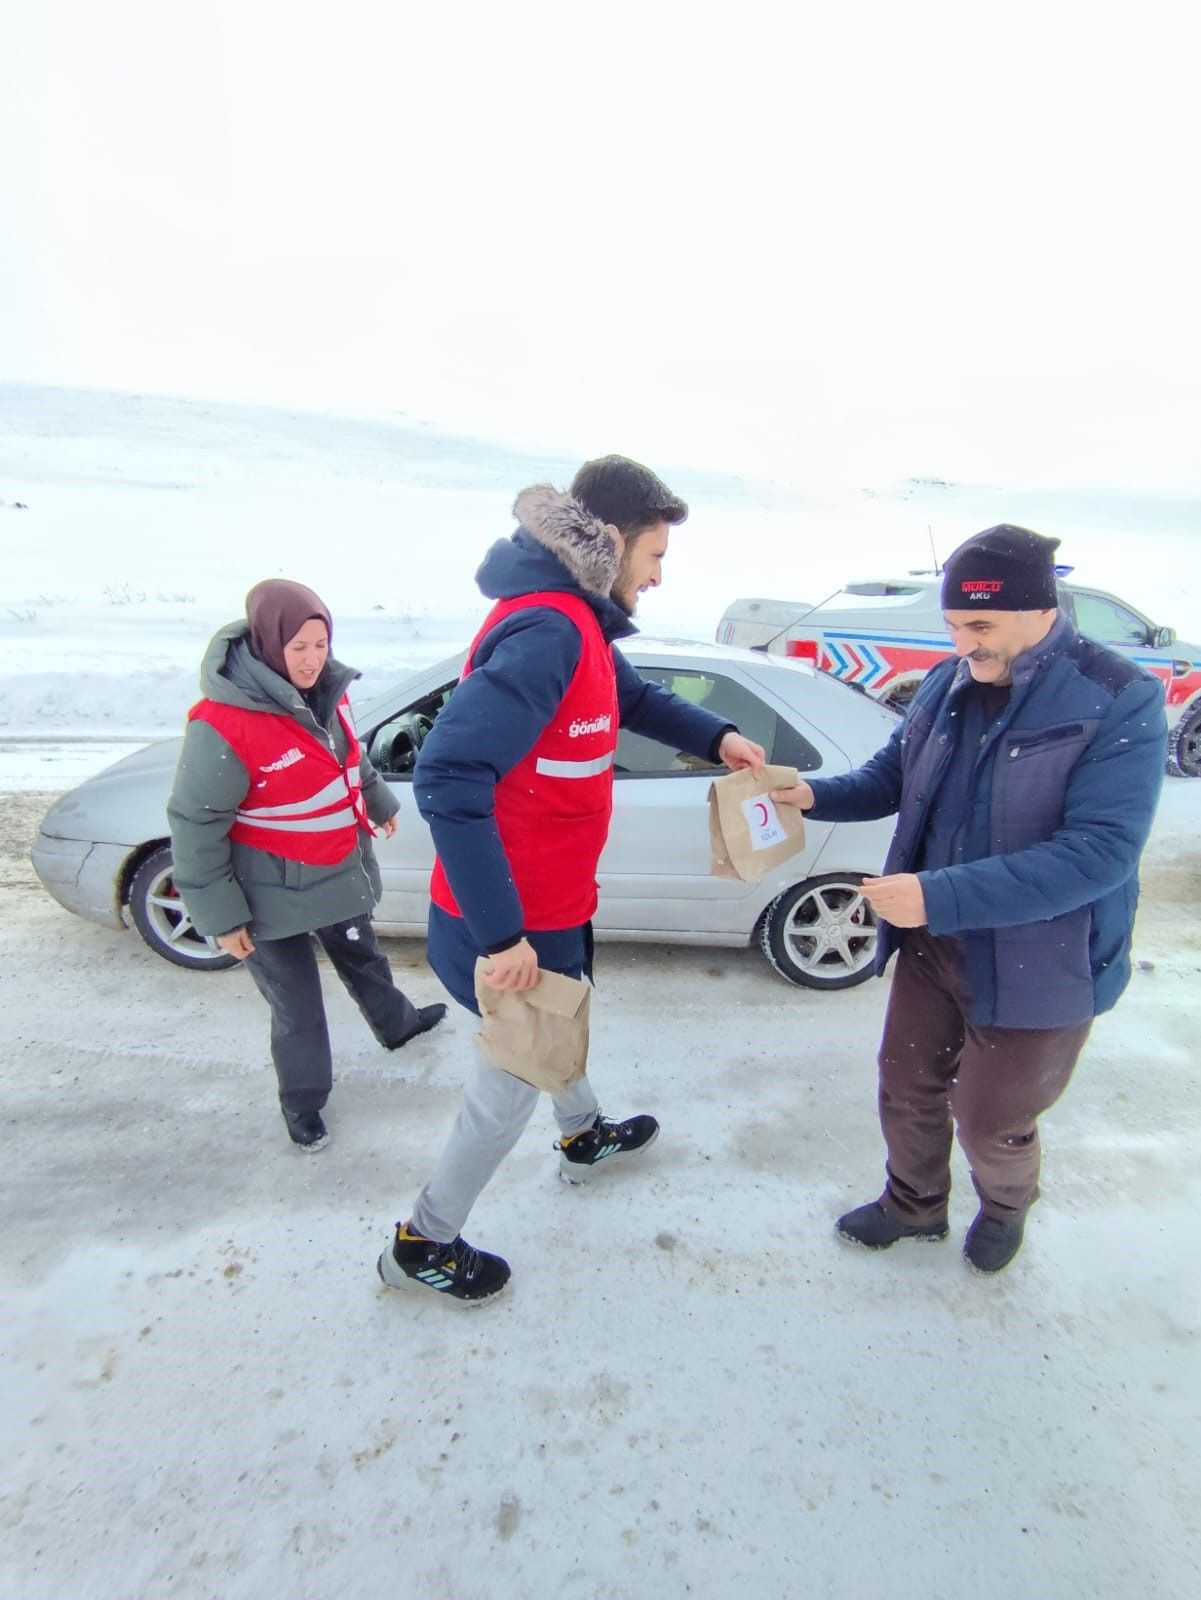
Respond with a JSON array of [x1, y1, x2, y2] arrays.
[[377, 457, 765, 1302]]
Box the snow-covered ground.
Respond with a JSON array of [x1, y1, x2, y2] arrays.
[[2, 385, 1199, 1598], [2, 780, 1199, 1600]]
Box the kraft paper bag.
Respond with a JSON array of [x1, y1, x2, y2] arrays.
[[708, 763, 806, 882], [473, 958, 591, 1094]]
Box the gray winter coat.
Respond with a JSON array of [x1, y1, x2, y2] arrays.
[[167, 622, 399, 942]]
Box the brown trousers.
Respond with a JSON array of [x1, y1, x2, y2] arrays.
[[877, 928, 1091, 1223]]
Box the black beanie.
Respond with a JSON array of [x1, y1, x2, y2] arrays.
[[940, 525, 1061, 611]]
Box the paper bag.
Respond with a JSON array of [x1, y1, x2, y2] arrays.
[[708, 763, 806, 882], [473, 959, 591, 1094]]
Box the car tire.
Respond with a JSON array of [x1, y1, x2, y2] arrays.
[[759, 872, 879, 990], [1166, 703, 1201, 779], [128, 845, 238, 971]]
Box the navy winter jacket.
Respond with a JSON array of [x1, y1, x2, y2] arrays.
[[806, 613, 1167, 1027], [414, 516, 735, 952]]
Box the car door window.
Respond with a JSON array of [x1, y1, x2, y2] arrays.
[[1072, 592, 1148, 646], [615, 667, 822, 776], [368, 682, 457, 777]]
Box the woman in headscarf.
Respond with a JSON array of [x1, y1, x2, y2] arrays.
[[168, 579, 445, 1151]]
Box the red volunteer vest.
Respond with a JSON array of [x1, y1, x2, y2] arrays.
[[189, 695, 371, 866], [430, 591, 618, 930]]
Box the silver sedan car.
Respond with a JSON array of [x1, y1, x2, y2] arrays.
[[32, 638, 897, 990]]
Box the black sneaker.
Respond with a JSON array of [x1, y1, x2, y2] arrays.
[[556, 1112, 659, 1185], [964, 1210, 1025, 1274], [377, 1225, 510, 1303], [835, 1199, 948, 1249], [387, 1004, 448, 1049], [282, 1107, 329, 1152]]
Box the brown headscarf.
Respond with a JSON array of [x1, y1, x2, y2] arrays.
[[245, 580, 333, 680]]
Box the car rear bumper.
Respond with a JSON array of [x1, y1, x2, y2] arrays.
[[31, 834, 127, 929]]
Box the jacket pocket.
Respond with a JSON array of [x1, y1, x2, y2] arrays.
[[285, 856, 359, 893], [232, 842, 286, 889], [994, 721, 1097, 852], [993, 908, 1094, 1027], [1003, 722, 1087, 760]]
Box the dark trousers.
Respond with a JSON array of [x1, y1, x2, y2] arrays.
[[244, 914, 419, 1113], [878, 928, 1091, 1223]]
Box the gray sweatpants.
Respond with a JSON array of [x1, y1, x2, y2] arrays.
[[411, 1058, 599, 1242]]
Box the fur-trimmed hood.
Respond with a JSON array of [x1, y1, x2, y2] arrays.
[[510, 485, 621, 599], [472, 485, 635, 642]]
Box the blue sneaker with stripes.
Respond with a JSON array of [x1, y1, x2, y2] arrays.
[[377, 1224, 510, 1302], [556, 1112, 659, 1185]]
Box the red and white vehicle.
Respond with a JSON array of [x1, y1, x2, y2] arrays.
[[718, 576, 1201, 778]]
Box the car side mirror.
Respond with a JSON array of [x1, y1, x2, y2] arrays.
[[1152, 625, 1176, 649]]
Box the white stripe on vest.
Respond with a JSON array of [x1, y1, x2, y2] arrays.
[[534, 753, 614, 779], [234, 807, 359, 833], [240, 774, 352, 819]]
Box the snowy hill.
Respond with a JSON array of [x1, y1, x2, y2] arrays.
[[2, 383, 1198, 778]]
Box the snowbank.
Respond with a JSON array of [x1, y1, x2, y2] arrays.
[[4, 384, 1198, 764]]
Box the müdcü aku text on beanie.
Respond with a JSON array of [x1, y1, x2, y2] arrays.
[[940, 524, 1061, 611]]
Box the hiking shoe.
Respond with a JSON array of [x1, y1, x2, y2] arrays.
[[282, 1107, 329, 1152], [376, 1224, 510, 1303], [964, 1211, 1025, 1274], [835, 1200, 948, 1249], [556, 1112, 659, 1185], [387, 1004, 448, 1049]]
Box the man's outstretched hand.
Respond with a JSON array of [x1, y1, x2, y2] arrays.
[[771, 780, 815, 811], [718, 731, 767, 775]]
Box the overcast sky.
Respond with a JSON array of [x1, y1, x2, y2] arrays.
[[2, 0, 1197, 491]]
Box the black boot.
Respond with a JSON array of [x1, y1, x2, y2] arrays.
[[281, 1106, 329, 1152], [387, 1004, 448, 1049], [964, 1210, 1025, 1273], [835, 1199, 948, 1249]]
